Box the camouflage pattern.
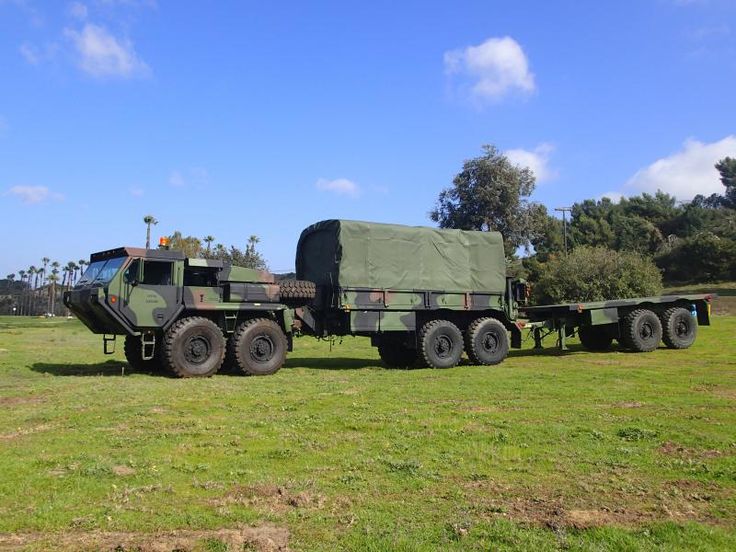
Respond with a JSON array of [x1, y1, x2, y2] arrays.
[[521, 294, 714, 351], [64, 246, 291, 341]]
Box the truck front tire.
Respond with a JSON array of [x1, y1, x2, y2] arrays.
[[419, 320, 463, 369], [465, 318, 509, 365], [231, 318, 288, 376], [660, 307, 697, 349], [163, 317, 225, 377], [123, 335, 162, 372], [621, 309, 662, 353]]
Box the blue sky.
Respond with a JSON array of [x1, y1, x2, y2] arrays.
[[1, 0, 735, 275]]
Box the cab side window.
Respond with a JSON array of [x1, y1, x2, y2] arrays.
[[142, 261, 173, 285], [124, 259, 140, 284]]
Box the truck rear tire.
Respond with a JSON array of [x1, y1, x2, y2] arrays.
[[123, 335, 162, 372], [378, 341, 417, 368], [577, 326, 613, 351], [163, 317, 225, 377], [465, 318, 509, 365], [660, 307, 697, 349], [621, 309, 662, 353], [419, 320, 463, 369], [231, 318, 287, 376]]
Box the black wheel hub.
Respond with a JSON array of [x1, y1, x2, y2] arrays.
[[639, 322, 654, 340], [184, 335, 211, 365], [250, 335, 275, 363], [481, 331, 498, 353], [433, 335, 453, 359], [676, 317, 690, 337]]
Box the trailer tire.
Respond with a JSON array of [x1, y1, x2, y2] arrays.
[[465, 318, 509, 365], [419, 320, 463, 369], [577, 326, 613, 351], [621, 309, 662, 353], [232, 318, 288, 376], [378, 342, 417, 369], [163, 317, 225, 378], [660, 307, 697, 349], [279, 280, 316, 304], [123, 335, 163, 372]]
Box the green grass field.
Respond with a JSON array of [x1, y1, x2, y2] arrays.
[[1, 303, 735, 550]]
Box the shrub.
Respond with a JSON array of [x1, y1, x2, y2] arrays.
[[532, 246, 662, 304], [655, 233, 736, 283]]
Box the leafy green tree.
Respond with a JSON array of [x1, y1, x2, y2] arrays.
[[430, 145, 546, 255], [715, 157, 736, 207], [168, 231, 202, 258], [532, 246, 662, 304], [656, 232, 736, 283]]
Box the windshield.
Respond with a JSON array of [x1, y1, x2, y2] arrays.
[[76, 257, 127, 286]]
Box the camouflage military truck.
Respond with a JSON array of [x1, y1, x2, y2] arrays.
[[63, 247, 315, 377], [292, 220, 713, 369]]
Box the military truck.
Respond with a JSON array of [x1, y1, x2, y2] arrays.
[[63, 247, 315, 377], [66, 220, 713, 376], [291, 220, 713, 369]]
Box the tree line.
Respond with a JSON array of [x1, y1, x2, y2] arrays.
[[432, 146, 736, 301]]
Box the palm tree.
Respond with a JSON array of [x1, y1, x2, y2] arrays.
[[18, 270, 26, 315], [78, 259, 86, 283], [143, 215, 158, 249], [204, 235, 215, 255], [28, 266, 38, 315], [48, 273, 59, 315], [41, 257, 50, 287]]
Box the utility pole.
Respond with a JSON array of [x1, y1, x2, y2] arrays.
[[555, 207, 572, 255]]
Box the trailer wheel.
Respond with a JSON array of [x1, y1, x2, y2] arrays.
[[123, 335, 163, 372], [577, 326, 613, 351], [660, 307, 697, 349], [378, 341, 417, 369], [419, 320, 463, 369], [465, 318, 509, 365], [232, 318, 288, 376], [621, 309, 662, 353], [163, 317, 225, 377]]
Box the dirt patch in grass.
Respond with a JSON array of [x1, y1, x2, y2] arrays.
[[614, 401, 644, 409], [0, 423, 52, 441], [112, 465, 136, 476], [0, 395, 45, 407], [211, 484, 325, 514], [0, 525, 289, 551], [463, 477, 729, 529], [658, 441, 723, 459]]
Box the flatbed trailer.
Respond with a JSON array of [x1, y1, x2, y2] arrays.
[[520, 294, 714, 352]]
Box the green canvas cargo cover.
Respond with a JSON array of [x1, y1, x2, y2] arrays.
[[295, 220, 506, 293]]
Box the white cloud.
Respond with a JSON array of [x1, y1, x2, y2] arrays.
[[19, 42, 40, 64], [168, 168, 209, 188], [505, 143, 557, 183], [6, 185, 64, 204], [68, 2, 88, 19], [600, 191, 624, 203], [169, 170, 185, 187], [316, 178, 360, 197], [625, 136, 735, 199], [444, 36, 535, 103], [64, 23, 149, 78], [129, 186, 144, 197]]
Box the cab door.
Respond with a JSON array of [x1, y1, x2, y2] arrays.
[[119, 258, 181, 329]]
